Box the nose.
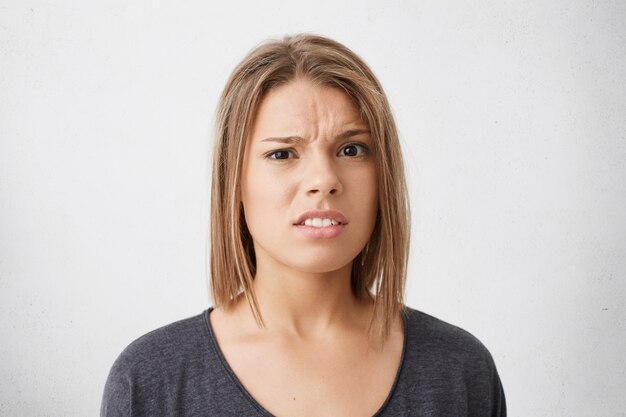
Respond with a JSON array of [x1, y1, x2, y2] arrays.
[[303, 153, 342, 197]]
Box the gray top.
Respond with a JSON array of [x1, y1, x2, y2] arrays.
[[101, 306, 506, 416]]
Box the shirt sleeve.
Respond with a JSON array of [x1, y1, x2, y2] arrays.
[[492, 368, 507, 417], [100, 356, 132, 417]]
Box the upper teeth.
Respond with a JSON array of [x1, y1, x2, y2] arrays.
[[304, 218, 340, 227]]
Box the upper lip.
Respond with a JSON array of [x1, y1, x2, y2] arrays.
[[294, 210, 349, 225]]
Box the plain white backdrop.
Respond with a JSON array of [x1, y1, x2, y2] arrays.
[[1, 0, 625, 415]]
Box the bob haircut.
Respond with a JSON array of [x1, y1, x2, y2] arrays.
[[210, 33, 410, 340]]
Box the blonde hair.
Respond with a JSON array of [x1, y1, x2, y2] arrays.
[[210, 33, 410, 340]]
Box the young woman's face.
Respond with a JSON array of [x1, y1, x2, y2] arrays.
[[240, 78, 379, 275]]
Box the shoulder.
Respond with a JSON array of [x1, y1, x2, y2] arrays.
[[401, 306, 502, 383], [403, 306, 496, 360], [110, 311, 208, 374], [100, 311, 210, 416], [386, 307, 507, 416]]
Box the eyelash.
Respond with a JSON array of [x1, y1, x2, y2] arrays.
[[265, 143, 370, 160]]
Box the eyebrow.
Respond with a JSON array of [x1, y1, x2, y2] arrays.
[[260, 129, 371, 144]]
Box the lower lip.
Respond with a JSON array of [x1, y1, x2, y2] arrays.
[[295, 224, 347, 239]]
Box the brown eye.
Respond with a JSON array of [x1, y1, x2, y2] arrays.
[[339, 143, 368, 157], [268, 150, 294, 160]]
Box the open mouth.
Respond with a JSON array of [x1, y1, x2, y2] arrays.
[[298, 218, 343, 227]]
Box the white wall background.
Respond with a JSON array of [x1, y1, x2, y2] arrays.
[[1, 0, 625, 415]]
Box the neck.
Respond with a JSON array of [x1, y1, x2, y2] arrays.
[[245, 260, 371, 339]]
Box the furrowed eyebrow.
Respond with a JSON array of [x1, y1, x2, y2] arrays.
[[260, 129, 371, 144], [260, 136, 305, 144], [336, 129, 371, 140]]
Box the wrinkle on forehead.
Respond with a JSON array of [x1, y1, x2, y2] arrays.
[[249, 78, 368, 145]]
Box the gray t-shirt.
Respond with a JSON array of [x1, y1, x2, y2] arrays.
[[101, 306, 506, 416]]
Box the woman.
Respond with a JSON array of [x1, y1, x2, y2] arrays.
[[101, 34, 506, 416]]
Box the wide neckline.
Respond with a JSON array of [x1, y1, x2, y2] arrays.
[[203, 306, 409, 417]]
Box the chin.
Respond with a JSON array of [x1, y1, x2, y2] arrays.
[[253, 239, 364, 275], [288, 261, 351, 274], [280, 250, 358, 275]]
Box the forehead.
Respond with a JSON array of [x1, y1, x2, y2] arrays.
[[249, 78, 367, 139]]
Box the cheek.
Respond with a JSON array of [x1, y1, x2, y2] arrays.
[[241, 166, 291, 231], [353, 165, 378, 207]]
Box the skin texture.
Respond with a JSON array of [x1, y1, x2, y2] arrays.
[[241, 77, 378, 278], [210, 78, 403, 417]]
